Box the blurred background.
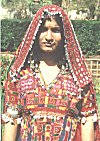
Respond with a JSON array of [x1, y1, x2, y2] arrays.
[[0, 0, 100, 20]]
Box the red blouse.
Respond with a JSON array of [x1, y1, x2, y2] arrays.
[[4, 68, 98, 141]]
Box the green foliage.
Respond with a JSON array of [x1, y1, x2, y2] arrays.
[[1, 19, 100, 56], [52, 0, 62, 6], [1, 56, 10, 83], [93, 78, 100, 95], [93, 78, 100, 114], [29, 0, 52, 14], [0, 55, 12, 113], [72, 20, 100, 56], [0, 55, 12, 137], [1, 0, 100, 20], [1, 19, 30, 51], [1, 0, 53, 18], [1, 0, 31, 19]]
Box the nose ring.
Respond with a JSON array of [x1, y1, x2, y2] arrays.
[[45, 38, 54, 43]]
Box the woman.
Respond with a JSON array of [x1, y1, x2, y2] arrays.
[[2, 5, 99, 141]]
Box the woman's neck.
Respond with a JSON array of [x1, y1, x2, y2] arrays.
[[39, 61, 59, 70], [39, 53, 59, 66], [39, 61, 60, 85]]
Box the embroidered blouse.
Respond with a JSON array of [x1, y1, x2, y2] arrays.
[[4, 68, 98, 141]]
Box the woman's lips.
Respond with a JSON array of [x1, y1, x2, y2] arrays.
[[44, 42, 55, 47]]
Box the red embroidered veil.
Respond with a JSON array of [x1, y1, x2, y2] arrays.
[[9, 5, 92, 88]]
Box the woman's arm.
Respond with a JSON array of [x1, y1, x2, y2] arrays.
[[3, 121, 18, 141], [81, 117, 95, 141], [2, 74, 19, 141]]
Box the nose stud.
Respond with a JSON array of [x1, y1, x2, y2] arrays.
[[45, 38, 54, 43]]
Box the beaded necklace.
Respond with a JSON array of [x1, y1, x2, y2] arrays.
[[33, 63, 68, 91]]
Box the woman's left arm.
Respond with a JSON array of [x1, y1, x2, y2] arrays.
[[80, 82, 99, 141], [81, 116, 95, 141]]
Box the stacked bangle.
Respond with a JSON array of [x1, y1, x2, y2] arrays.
[[2, 106, 22, 125], [2, 113, 22, 125]]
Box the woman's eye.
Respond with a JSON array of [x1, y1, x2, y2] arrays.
[[52, 28, 61, 33], [40, 27, 47, 33]]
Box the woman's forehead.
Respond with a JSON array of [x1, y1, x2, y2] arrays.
[[43, 18, 60, 27], [41, 14, 63, 26]]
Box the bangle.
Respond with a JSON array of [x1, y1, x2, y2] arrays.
[[81, 114, 98, 124], [2, 113, 22, 125], [7, 106, 19, 118]]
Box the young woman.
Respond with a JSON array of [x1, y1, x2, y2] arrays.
[[2, 5, 99, 141]]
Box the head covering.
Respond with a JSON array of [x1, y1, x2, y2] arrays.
[[10, 5, 92, 88]]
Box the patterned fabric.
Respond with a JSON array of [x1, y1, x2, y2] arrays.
[[4, 4, 99, 141], [5, 68, 98, 141]]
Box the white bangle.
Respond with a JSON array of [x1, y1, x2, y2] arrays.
[[2, 113, 22, 124], [81, 114, 98, 124], [7, 106, 19, 118]]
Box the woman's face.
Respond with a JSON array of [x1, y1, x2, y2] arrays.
[[39, 18, 62, 53]]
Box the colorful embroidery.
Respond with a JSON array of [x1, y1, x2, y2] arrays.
[[7, 68, 95, 141], [3, 5, 99, 141]]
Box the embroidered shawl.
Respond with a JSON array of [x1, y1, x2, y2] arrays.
[[9, 5, 92, 88]]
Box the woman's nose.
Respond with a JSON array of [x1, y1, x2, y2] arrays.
[[45, 30, 53, 41]]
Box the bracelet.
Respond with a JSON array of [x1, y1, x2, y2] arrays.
[[7, 106, 19, 118], [2, 105, 22, 124], [2, 113, 22, 125], [81, 114, 98, 124]]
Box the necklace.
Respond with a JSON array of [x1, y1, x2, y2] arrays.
[[38, 67, 61, 89], [33, 62, 68, 90]]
